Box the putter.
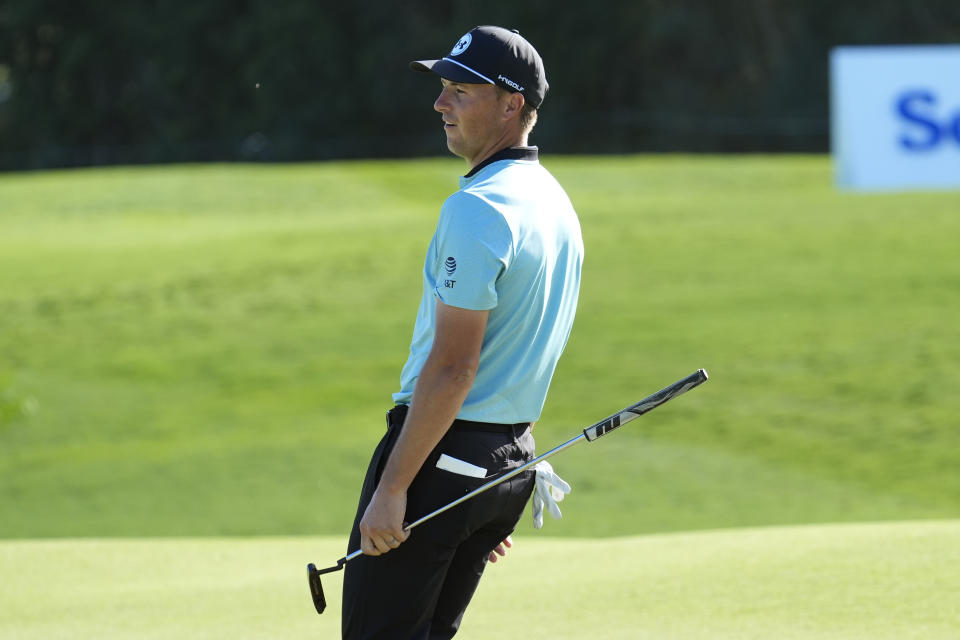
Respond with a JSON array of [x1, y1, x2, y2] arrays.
[[307, 368, 708, 614]]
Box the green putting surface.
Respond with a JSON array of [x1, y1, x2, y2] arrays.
[[1, 521, 957, 639]]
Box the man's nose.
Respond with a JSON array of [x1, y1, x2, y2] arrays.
[[434, 90, 450, 113]]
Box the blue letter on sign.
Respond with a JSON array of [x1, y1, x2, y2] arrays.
[[896, 91, 941, 151]]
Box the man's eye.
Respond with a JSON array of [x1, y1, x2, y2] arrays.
[[455, 88, 466, 94]]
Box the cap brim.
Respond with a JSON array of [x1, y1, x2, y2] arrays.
[[409, 58, 493, 85], [409, 59, 437, 73]]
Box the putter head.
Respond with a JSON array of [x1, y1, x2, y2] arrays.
[[307, 563, 327, 614]]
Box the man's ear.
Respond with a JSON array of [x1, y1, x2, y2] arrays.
[[502, 91, 525, 122]]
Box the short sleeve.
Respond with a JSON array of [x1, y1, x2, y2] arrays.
[[432, 193, 513, 311]]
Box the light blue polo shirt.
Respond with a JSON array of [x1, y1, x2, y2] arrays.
[[393, 148, 583, 423]]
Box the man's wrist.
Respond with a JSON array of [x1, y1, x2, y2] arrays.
[[375, 474, 410, 496]]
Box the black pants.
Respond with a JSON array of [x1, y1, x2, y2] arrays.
[[341, 407, 536, 640]]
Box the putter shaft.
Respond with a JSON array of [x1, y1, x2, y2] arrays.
[[326, 432, 586, 570], [307, 369, 708, 614]]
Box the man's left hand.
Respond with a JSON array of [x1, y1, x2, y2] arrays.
[[488, 535, 513, 563]]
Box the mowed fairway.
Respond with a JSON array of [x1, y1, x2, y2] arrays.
[[1, 521, 958, 639], [1, 156, 958, 538], [1, 156, 959, 636]]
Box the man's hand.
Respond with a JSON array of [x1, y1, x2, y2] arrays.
[[487, 535, 513, 564], [358, 487, 410, 556]]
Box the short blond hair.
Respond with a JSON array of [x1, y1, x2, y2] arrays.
[[498, 87, 539, 134], [519, 103, 538, 134]]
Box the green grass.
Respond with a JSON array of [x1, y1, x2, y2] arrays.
[[1, 521, 958, 639], [1, 156, 959, 539]]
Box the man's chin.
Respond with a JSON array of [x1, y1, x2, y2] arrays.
[[444, 139, 467, 160]]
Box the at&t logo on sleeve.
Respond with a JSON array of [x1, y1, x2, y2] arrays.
[[442, 256, 457, 288]]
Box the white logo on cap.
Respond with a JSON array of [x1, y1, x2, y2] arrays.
[[498, 74, 524, 92], [451, 33, 472, 56]]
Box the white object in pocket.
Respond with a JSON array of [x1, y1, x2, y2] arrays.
[[436, 454, 487, 478]]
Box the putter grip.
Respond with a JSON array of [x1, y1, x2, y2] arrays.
[[582, 369, 708, 441]]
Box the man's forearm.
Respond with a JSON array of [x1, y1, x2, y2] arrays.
[[376, 358, 476, 495]]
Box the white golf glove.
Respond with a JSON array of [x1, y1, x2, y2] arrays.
[[531, 461, 571, 529]]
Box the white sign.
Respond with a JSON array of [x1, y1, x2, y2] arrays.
[[831, 46, 960, 191]]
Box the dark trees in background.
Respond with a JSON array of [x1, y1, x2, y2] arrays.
[[1, 0, 958, 169]]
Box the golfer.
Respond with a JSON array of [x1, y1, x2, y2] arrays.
[[342, 26, 583, 639]]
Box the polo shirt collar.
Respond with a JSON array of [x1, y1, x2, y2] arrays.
[[463, 146, 539, 179]]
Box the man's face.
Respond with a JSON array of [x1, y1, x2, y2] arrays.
[[433, 78, 506, 166]]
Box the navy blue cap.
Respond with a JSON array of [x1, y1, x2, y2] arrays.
[[410, 26, 549, 109]]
